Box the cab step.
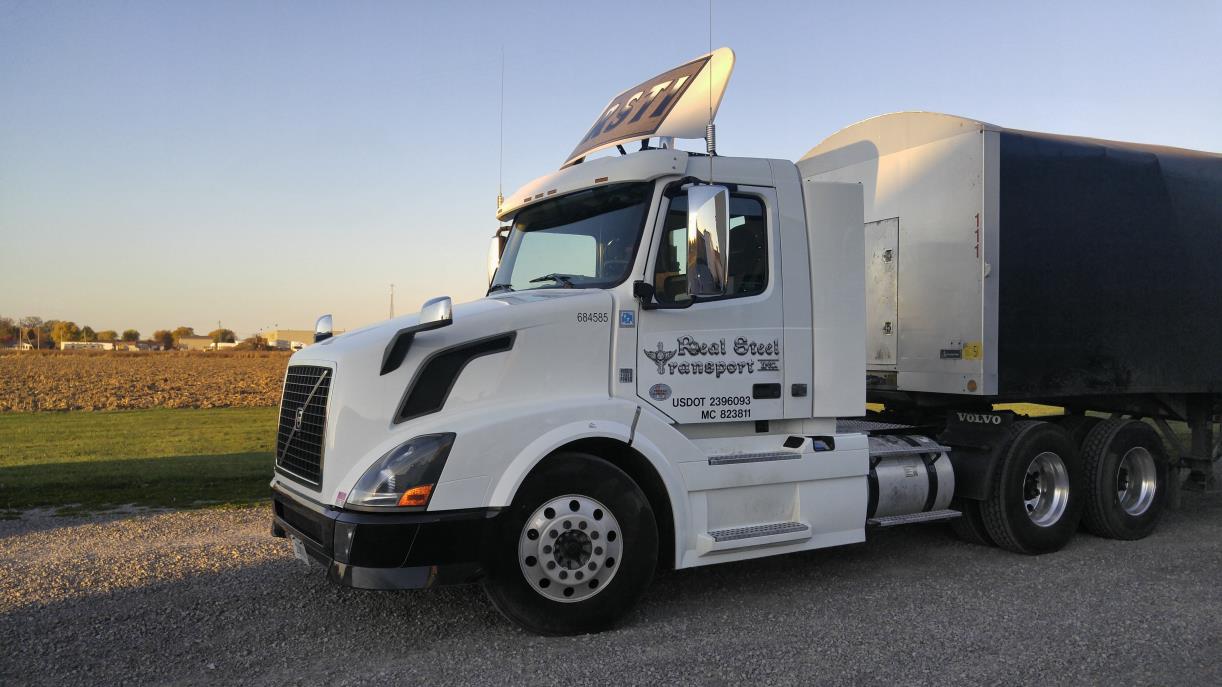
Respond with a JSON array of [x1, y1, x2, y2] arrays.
[[697, 521, 811, 555], [867, 509, 962, 527]]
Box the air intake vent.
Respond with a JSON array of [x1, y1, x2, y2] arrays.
[[275, 365, 332, 488]]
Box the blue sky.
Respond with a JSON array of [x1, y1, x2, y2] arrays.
[[2, 0, 1219, 337]]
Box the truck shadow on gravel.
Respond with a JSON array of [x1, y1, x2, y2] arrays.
[[3, 497, 1219, 686]]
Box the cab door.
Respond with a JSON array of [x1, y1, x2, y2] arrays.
[[636, 186, 784, 424]]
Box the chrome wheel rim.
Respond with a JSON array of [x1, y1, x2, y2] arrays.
[[1116, 446, 1157, 516], [1023, 451, 1070, 527], [518, 495, 622, 603]]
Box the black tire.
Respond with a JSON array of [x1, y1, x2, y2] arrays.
[[981, 421, 1084, 555], [1055, 414, 1101, 448], [1079, 419, 1169, 540], [482, 452, 657, 635], [949, 498, 995, 546]]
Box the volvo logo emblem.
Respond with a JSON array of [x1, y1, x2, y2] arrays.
[[294, 406, 305, 431]]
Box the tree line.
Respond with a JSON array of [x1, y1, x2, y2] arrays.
[[0, 316, 244, 350]]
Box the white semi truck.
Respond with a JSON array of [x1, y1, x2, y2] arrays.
[[270, 48, 1222, 634]]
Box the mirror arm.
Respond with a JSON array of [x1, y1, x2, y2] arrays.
[[379, 318, 451, 376], [634, 280, 694, 311]]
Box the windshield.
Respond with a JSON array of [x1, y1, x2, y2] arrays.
[[491, 182, 653, 291]]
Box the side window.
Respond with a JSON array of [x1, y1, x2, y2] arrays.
[[653, 194, 768, 303]]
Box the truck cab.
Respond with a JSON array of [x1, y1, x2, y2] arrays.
[[271, 134, 875, 630]]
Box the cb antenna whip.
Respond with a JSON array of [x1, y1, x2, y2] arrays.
[[497, 46, 505, 211], [706, 0, 715, 183]]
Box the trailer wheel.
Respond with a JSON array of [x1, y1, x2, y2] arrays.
[[949, 498, 995, 546], [482, 452, 657, 635], [981, 421, 1084, 554], [1079, 419, 1168, 540]]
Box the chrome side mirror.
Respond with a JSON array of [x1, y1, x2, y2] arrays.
[[487, 226, 510, 285], [419, 296, 453, 327], [314, 314, 334, 343], [687, 185, 731, 297]]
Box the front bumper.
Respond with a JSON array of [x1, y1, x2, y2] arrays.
[[271, 484, 500, 590]]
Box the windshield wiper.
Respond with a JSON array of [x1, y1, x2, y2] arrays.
[[529, 273, 579, 288], [487, 283, 515, 294]]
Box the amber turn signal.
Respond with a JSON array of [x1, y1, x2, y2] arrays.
[[397, 484, 434, 508]]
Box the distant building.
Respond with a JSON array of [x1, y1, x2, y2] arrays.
[[176, 335, 217, 351], [174, 336, 241, 351], [263, 328, 343, 351], [60, 341, 115, 351]]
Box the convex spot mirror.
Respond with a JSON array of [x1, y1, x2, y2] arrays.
[[314, 314, 333, 343], [419, 296, 453, 328], [686, 185, 730, 297]]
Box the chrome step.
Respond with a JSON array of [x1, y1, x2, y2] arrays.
[[838, 418, 912, 433], [708, 451, 801, 466], [868, 509, 962, 527], [698, 520, 812, 555], [709, 521, 809, 542]]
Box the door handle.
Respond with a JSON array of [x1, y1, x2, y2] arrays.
[[752, 383, 781, 399]]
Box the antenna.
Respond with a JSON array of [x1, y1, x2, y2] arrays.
[[389, 283, 395, 319], [706, 0, 715, 183], [497, 46, 505, 212]]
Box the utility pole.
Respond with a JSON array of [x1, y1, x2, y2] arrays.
[[389, 283, 395, 319]]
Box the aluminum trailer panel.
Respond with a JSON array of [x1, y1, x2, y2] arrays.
[[800, 112, 1222, 401]]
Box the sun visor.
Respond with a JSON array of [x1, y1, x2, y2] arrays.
[[563, 47, 735, 168]]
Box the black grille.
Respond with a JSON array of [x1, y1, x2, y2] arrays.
[[275, 365, 332, 488]]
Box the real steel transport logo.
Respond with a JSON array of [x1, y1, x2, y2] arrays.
[[643, 336, 780, 377]]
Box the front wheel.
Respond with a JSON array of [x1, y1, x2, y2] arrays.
[[482, 452, 657, 635]]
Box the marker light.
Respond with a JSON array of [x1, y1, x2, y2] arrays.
[[346, 433, 455, 509], [397, 484, 434, 508]]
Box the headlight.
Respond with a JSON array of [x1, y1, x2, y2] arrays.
[[346, 433, 455, 509]]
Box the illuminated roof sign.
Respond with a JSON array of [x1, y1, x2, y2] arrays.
[[564, 47, 735, 167]]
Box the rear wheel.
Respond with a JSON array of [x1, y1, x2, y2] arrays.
[[981, 421, 1084, 554], [1080, 419, 1168, 540], [482, 452, 657, 635]]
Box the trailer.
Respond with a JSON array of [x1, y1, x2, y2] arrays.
[[803, 113, 1222, 493], [268, 48, 1222, 634]]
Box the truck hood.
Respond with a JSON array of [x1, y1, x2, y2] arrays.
[[297, 289, 595, 362], [279, 289, 615, 503]]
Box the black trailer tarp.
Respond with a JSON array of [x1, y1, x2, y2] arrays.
[[998, 131, 1222, 397]]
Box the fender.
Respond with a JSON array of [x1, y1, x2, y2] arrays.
[[939, 411, 1016, 501], [487, 405, 691, 572], [488, 418, 635, 506]]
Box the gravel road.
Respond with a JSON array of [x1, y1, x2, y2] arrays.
[[2, 494, 1220, 686]]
